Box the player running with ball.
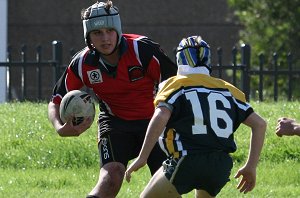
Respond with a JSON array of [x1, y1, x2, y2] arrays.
[[47, 1, 176, 197]]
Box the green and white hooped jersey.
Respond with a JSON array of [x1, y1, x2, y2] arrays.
[[155, 73, 253, 158]]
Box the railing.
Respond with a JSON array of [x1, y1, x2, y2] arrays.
[[247, 52, 297, 101], [0, 41, 299, 102], [211, 44, 250, 101], [0, 41, 63, 101], [211, 44, 300, 101]]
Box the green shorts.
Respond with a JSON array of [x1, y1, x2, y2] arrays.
[[163, 151, 233, 196]]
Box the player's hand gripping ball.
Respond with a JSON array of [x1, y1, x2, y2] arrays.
[[59, 90, 96, 126]]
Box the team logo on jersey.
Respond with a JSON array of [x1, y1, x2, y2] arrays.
[[128, 66, 144, 82], [88, 69, 102, 84]]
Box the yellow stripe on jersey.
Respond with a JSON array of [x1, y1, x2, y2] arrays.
[[165, 129, 180, 158], [155, 74, 246, 106]]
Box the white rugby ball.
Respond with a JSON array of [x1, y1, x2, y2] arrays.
[[59, 90, 96, 125]]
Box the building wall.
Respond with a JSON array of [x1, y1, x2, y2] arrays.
[[8, 0, 241, 100]]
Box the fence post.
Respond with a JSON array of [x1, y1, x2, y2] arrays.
[[232, 46, 237, 86], [241, 44, 251, 101], [273, 53, 278, 102], [287, 53, 293, 101], [7, 45, 12, 101], [21, 45, 27, 101], [36, 45, 42, 100], [52, 40, 63, 82], [217, 47, 223, 78], [258, 53, 264, 101]]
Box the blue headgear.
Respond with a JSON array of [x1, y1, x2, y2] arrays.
[[176, 36, 211, 72]]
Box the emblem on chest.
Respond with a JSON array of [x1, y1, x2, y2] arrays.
[[87, 69, 103, 84], [128, 66, 144, 82]]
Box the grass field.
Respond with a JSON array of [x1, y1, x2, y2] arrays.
[[0, 101, 299, 198]]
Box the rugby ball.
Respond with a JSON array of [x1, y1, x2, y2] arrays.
[[59, 90, 96, 125]]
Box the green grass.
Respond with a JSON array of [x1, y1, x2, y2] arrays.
[[0, 101, 299, 197]]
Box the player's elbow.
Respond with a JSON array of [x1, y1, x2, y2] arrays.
[[156, 106, 172, 121], [255, 117, 267, 135], [259, 118, 267, 131], [245, 113, 267, 133]]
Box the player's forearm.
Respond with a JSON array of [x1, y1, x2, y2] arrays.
[[246, 120, 266, 168], [247, 132, 264, 167], [138, 107, 171, 160], [48, 102, 65, 134]]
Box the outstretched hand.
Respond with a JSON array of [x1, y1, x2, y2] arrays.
[[125, 157, 147, 183], [234, 165, 256, 194], [276, 117, 299, 137]]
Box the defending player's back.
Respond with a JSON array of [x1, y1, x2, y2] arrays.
[[156, 73, 253, 157]]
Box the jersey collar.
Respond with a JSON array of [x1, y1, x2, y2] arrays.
[[177, 64, 210, 76]]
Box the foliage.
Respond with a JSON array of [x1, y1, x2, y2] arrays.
[[227, 0, 300, 65], [227, 0, 300, 99]]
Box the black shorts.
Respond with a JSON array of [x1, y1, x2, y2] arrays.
[[163, 151, 233, 196], [97, 113, 165, 175]]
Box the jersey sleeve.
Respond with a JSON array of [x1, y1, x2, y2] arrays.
[[154, 76, 182, 106], [224, 81, 254, 122], [138, 37, 177, 82], [50, 54, 85, 104], [152, 46, 177, 81]]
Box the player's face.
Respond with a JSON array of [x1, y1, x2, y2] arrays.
[[89, 28, 118, 55]]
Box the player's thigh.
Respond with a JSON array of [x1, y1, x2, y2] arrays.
[[98, 115, 141, 167], [140, 167, 181, 198], [98, 131, 137, 167]]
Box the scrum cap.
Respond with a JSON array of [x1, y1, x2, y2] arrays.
[[176, 36, 211, 72], [82, 1, 122, 46]]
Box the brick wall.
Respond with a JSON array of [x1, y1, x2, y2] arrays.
[[8, 0, 241, 100]]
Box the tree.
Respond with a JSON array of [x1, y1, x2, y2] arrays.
[[228, 0, 300, 66], [228, 0, 300, 100]]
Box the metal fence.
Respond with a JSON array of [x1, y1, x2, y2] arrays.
[[0, 41, 299, 102], [0, 41, 64, 101], [211, 44, 300, 101]]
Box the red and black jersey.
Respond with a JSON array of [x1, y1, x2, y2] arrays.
[[51, 34, 177, 120]]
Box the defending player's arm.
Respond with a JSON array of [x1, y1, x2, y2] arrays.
[[125, 105, 172, 182], [234, 112, 266, 193]]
